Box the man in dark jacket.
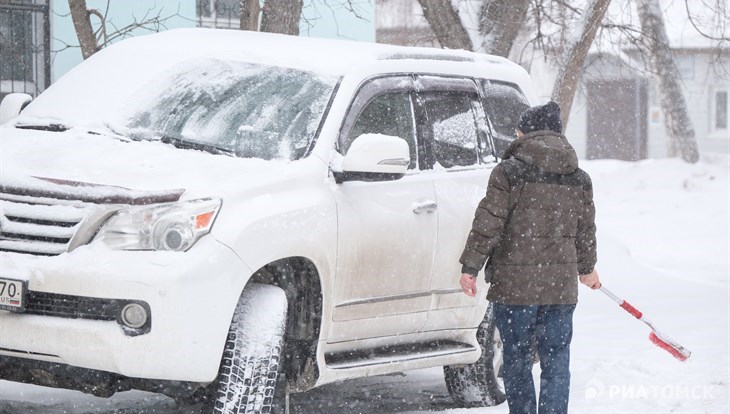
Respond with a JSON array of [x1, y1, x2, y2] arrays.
[[459, 101, 601, 414]]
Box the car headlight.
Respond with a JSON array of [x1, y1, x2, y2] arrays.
[[95, 198, 221, 251]]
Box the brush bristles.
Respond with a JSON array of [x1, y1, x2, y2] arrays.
[[649, 332, 690, 362]]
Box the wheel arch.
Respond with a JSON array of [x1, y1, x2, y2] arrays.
[[247, 256, 324, 392]]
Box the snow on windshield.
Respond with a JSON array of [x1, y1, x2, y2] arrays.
[[117, 59, 337, 161], [18, 47, 338, 161]]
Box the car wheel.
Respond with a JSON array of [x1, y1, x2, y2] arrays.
[[207, 283, 288, 414], [443, 303, 506, 407]]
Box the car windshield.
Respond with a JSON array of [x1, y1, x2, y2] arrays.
[[18, 57, 338, 161]]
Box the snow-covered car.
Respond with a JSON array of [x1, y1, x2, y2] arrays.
[[0, 29, 534, 412]]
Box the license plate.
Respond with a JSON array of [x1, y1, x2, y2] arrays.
[[0, 278, 27, 312]]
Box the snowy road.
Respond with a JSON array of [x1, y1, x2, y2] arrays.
[[1, 157, 728, 413]]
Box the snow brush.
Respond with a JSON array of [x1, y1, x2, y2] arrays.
[[599, 286, 691, 362]]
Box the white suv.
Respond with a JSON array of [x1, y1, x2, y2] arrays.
[[0, 29, 534, 413]]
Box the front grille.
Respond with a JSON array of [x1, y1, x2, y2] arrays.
[[24, 291, 119, 321], [0, 193, 93, 256], [0, 180, 184, 256]]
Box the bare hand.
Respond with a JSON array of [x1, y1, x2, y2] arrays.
[[579, 269, 601, 290], [460, 273, 477, 297]]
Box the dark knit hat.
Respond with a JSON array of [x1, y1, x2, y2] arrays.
[[517, 101, 563, 134]]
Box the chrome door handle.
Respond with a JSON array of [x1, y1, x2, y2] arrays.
[[412, 200, 438, 214]]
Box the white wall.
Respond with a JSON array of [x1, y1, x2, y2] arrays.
[[645, 51, 729, 157]]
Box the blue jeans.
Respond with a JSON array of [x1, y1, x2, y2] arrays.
[[492, 303, 576, 414]]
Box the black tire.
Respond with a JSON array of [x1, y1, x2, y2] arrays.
[[208, 283, 288, 414], [443, 303, 506, 408]]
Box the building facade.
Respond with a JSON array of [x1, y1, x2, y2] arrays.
[[565, 48, 729, 159]]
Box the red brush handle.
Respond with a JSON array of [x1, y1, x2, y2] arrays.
[[620, 301, 643, 319]]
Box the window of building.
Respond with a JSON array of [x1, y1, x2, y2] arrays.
[[716, 90, 728, 130], [676, 55, 695, 80], [0, 0, 50, 99], [196, 0, 211, 17], [196, 0, 241, 29]]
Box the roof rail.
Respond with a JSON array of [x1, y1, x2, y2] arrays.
[[379, 52, 474, 62]]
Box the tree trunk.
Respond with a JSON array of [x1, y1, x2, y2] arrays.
[[240, 0, 260, 31], [636, 0, 699, 163], [68, 0, 98, 59], [478, 0, 529, 56], [260, 0, 303, 35], [416, 0, 473, 50], [550, 0, 611, 128]]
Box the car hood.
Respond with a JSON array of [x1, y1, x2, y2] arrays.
[[0, 127, 325, 203]]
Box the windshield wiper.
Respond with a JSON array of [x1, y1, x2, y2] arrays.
[[14, 122, 70, 132], [160, 135, 235, 156]]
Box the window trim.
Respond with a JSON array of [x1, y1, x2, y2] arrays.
[[413, 75, 492, 171], [336, 73, 527, 173], [477, 79, 530, 159], [337, 75, 422, 171]]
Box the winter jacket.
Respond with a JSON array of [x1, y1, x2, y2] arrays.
[[459, 130, 597, 305]]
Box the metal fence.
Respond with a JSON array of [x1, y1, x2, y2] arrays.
[[0, 0, 51, 101], [196, 0, 240, 29]]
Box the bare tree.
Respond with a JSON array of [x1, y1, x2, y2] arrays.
[[260, 0, 304, 35], [636, 0, 699, 163], [479, 0, 530, 56], [550, 0, 612, 126], [416, 0, 473, 50], [68, 0, 98, 59], [67, 0, 184, 60], [240, 0, 261, 31], [415, 0, 607, 128], [408, 0, 716, 163], [414, 0, 529, 55], [241, 0, 370, 37]]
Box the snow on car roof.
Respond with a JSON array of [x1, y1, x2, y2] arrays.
[[15, 28, 524, 132], [116, 28, 512, 76]]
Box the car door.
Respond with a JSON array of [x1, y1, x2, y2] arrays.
[[328, 76, 437, 343], [412, 76, 496, 332]]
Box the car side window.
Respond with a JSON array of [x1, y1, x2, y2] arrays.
[[342, 92, 418, 170], [420, 91, 480, 169], [480, 80, 530, 157]]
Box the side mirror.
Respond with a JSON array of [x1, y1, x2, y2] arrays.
[[0, 93, 33, 125], [336, 134, 410, 182]]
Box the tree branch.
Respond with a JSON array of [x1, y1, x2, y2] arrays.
[[416, 0, 473, 50]]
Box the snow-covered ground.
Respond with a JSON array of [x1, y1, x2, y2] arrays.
[[1, 155, 728, 414]]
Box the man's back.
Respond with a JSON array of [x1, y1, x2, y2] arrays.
[[486, 131, 596, 305], [459, 129, 597, 303]]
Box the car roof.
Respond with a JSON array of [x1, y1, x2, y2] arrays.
[[117, 28, 523, 79]]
